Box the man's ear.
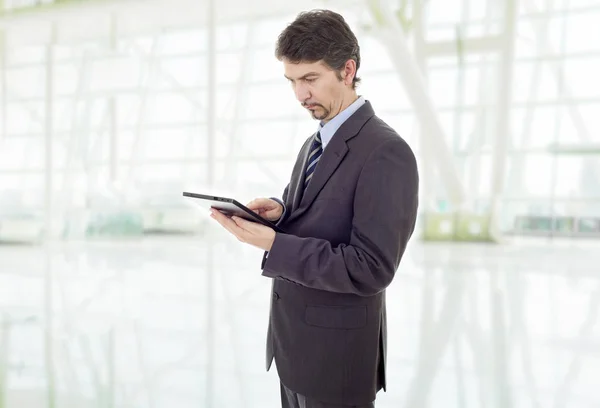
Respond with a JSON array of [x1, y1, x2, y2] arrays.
[[343, 59, 356, 86]]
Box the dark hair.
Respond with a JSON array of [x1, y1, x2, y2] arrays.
[[275, 9, 361, 89]]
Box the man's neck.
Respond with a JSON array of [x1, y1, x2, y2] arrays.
[[323, 92, 359, 124], [340, 93, 359, 112]]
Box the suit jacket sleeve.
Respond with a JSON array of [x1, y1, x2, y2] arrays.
[[261, 184, 290, 265], [262, 138, 419, 296], [270, 183, 289, 226]]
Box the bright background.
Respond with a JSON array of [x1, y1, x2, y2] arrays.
[[0, 0, 599, 407]]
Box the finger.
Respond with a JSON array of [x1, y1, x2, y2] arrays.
[[232, 216, 271, 233], [211, 210, 245, 238], [231, 215, 252, 231], [210, 208, 230, 220], [248, 205, 264, 213], [210, 209, 232, 229], [247, 198, 273, 210], [246, 198, 265, 209]]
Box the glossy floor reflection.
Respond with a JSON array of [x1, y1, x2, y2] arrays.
[[0, 229, 599, 408]]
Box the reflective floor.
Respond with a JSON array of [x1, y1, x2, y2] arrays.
[[1, 226, 599, 408]]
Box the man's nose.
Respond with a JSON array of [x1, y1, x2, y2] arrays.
[[295, 83, 310, 102]]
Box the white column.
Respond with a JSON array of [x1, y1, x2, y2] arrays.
[[0, 316, 8, 408], [44, 24, 57, 408], [489, 0, 517, 237], [109, 13, 118, 183], [206, 1, 217, 407], [207, 0, 216, 187], [0, 29, 6, 142], [44, 250, 56, 408], [107, 327, 116, 408], [44, 24, 56, 239], [223, 22, 255, 186], [490, 272, 512, 408]]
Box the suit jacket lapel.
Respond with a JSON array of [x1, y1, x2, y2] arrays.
[[285, 101, 375, 224], [289, 135, 314, 213], [298, 136, 348, 209]]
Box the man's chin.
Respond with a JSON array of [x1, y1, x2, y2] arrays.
[[309, 110, 329, 121]]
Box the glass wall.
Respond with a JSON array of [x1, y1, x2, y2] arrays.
[[2, 0, 599, 239]]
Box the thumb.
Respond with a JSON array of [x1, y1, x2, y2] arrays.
[[265, 207, 280, 216]]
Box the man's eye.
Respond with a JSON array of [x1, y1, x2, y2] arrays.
[[306, 78, 316, 83]]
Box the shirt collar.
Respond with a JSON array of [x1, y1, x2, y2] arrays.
[[318, 96, 366, 149]]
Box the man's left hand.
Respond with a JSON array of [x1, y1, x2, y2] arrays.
[[209, 208, 276, 251]]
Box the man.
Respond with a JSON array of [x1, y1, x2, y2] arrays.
[[210, 9, 419, 408]]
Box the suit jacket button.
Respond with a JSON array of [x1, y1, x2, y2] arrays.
[[273, 292, 280, 300]]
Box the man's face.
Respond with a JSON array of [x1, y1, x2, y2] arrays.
[[283, 60, 347, 123]]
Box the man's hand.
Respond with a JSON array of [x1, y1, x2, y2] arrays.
[[246, 198, 283, 221], [209, 208, 276, 251]]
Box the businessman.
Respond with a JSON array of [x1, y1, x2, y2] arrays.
[[210, 9, 419, 408]]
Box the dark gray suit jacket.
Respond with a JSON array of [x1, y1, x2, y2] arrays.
[[261, 101, 419, 405]]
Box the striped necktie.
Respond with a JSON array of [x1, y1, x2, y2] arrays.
[[304, 131, 323, 189]]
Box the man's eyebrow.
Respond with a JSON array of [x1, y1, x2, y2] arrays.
[[284, 72, 320, 80]]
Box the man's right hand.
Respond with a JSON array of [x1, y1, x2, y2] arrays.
[[246, 198, 283, 222]]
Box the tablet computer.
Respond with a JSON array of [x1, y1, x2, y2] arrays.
[[183, 191, 285, 233]]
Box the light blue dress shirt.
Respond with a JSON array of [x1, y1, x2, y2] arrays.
[[317, 95, 366, 150]]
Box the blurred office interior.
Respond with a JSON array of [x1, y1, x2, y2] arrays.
[[0, 0, 599, 407]]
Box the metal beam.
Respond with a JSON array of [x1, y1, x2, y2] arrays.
[[2, 0, 97, 14], [59, 48, 91, 231], [521, 0, 600, 186], [505, 0, 550, 199], [0, 0, 335, 33], [221, 22, 249, 185], [366, 0, 466, 208], [0, 0, 149, 20], [125, 33, 160, 186], [127, 50, 206, 110], [424, 35, 504, 57], [548, 143, 600, 155], [411, 0, 436, 211]]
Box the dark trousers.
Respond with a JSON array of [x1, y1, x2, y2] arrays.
[[280, 382, 375, 408]]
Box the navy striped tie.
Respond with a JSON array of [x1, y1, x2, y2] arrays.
[[304, 131, 323, 189]]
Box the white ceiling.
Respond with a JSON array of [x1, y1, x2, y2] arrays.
[[0, 0, 364, 46]]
